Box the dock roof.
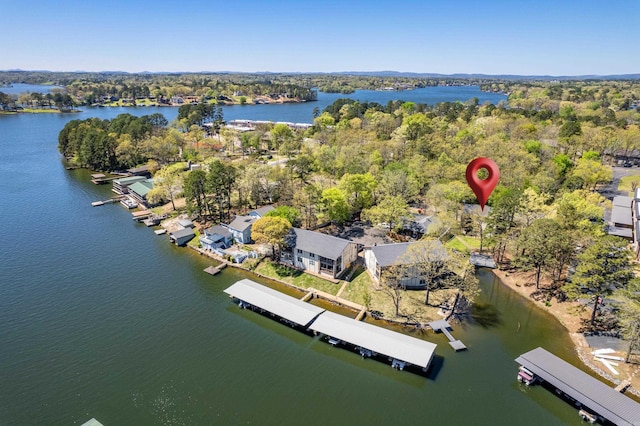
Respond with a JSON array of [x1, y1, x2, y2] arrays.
[[515, 347, 640, 426], [308, 311, 437, 369], [224, 279, 325, 327]]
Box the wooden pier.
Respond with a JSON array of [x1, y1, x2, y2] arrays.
[[204, 264, 227, 276], [91, 197, 121, 207], [429, 319, 467, 351]]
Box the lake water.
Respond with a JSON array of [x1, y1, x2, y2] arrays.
[[0, 88, 588, 425]]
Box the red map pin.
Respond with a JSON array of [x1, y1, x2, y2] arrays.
[[465, 157, 500, 210]]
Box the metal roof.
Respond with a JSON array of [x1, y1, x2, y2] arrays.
[[308, 311, 437, 368], [611, 204, 633, 226], [170, 228, 195, 239], [515, 347, 640, 426], [292, 228, 355, 260], [226, 215, 257, 232], [613, 195, 634, 207], [224, 279, 325, 327], [368, 241, 446, 267]]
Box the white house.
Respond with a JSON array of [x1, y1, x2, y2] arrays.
[[364, 241, 446, 289]]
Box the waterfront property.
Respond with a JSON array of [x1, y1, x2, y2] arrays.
[[429, 319, 466, 351], [224, 215, 258, 244], [169, 227, 196, 246], [112, 176, 147, 195], [280, 228, 359, 279], [363, 241, 447, 288], [224, 279, 437, 372], [515, 347, 640, 426], [200, 225, 233, 251], [308, 310, 437, 371], [609, 195, 634, 240]]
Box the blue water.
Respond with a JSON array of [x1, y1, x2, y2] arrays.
[[0, 87, 586, 426]]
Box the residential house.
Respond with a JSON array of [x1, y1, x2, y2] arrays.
[[281, 228, 359, 279], [224, 215, 258, 244], [364, 241, 447, 289], [200, 225, 233, 251], [249, 205, 275, 218]]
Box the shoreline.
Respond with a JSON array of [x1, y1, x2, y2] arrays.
[[492, 268, 640, 398]]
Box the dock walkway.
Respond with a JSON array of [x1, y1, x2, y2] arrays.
[[429, 319, 466, 351]]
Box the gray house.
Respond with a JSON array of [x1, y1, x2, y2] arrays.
[[224, 215, 258, 244], [200, 225, 233, 251], [364, 241, 447, 289], [281, 228, 359, 279]]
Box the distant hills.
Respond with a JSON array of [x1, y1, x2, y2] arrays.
[[2, 69, 639, 81]]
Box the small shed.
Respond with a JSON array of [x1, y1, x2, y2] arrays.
[[170, 228, 195, 246]]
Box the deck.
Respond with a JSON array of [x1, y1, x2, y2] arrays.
[[515, 347, 640, 426], [429, 319, 466, 351]]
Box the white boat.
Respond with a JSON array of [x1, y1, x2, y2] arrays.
[[120, 197, 138, 209]]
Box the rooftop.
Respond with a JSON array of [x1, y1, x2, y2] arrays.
[[308, 311, 437, 369], [368, 241, 446, 267], [515, 347, 640, 426], [227, 215, 258, 232], [224, 279, 325, 327], [292, 228, 355, 260]]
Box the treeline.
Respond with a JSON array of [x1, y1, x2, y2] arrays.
[[58, 113, 173, 170]]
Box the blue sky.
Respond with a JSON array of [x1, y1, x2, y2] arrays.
[[1, 0, 638, 76]]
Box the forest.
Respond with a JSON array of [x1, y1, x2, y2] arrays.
[[54, 75, 640, 356]]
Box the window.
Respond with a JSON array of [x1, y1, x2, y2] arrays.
[[309, 260, 315, 266], [297, 249, 302, 254], [309, 253, 315, 258], [297, 256, 302, 263]]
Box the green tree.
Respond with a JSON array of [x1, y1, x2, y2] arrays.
[[147, 163, 184, 210], [570, 158, 612, 191], [564, 235, 634, 327], [266, 205, 301, 227], [183, 169, 209, 218], [514, 219, 574, 289], [361, 195, 410, 232], [320, 188, 350, 224], [615, 278, 640, 362], [251, 216, 292, 259], [338, 173, 377, 214]]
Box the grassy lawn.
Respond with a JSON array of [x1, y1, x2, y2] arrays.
[[254, 260, 342, 295], [618, 175, 640, 193], [446, 235, 489, 254]]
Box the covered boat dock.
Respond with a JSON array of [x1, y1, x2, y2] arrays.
[[309, 311, 437, 371], [515, 347, 640, 426], [224, 279, 325, 327]]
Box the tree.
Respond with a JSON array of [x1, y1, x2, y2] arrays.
[[379, 266, 404, 317], [269, 123, 294, 150], [570, 158, 612, 191], [615, 278, 640, 363], [266, 205, 301, 227], [251, 216, 292, 259], [320, 188, 350, 224], [564, 235, 634, 327], [338, 173, 377, 214], [183, 169, 209, 218], [397, 239, 449, 306], [514, 219, 573, 289], [361, 195, 410, 232], [148, 163, 184, 210], [207, 160, 236, 223]]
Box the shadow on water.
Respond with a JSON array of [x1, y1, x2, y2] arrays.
[[470, 302, 502, 328]]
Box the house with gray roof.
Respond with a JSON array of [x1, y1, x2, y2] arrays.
[[169, 227, 195, 246], [223, 215, 258, 244], [364, 241, 447, 289], [249, 205, 275, 218], [281, 228, 358, 279], [200, 225, 233, 251]]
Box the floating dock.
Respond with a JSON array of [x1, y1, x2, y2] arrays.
[[429, 319, 466, 351], [515, 347, 640, 426], [224, 279, 437, 372]]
